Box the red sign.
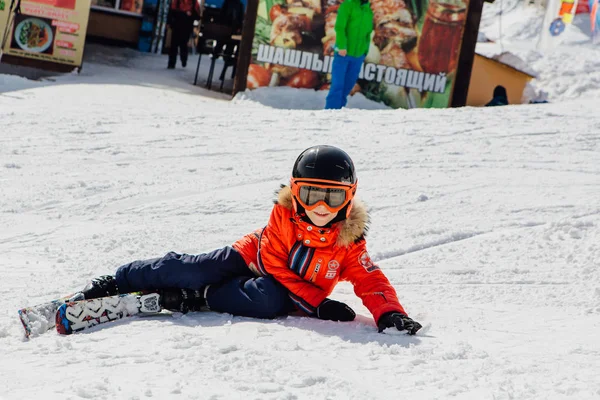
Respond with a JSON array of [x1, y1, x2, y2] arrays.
[[55, 40, 73, 48], [28, 0, 76, 9], [52, 20, 80, 32], [576, 2, 590, 13]]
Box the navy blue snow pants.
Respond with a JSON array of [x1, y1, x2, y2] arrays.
[[114, 246, 294, 319]]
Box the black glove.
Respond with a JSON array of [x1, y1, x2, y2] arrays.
[[316, 299, 356, 321], [377, 312, 422, 335]]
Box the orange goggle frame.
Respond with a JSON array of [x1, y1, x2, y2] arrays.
[[290, 178, 357, 213]]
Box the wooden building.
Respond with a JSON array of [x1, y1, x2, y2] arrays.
[[467, 52, 537, 106]]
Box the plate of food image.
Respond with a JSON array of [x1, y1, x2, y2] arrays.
[[14, 18, 54, 53]]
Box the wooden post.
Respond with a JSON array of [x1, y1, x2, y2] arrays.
[[232, 0, 259, 96], [451, 0, 487, 107]]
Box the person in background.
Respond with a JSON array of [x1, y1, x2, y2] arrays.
[[78, 145, 423, 335], [218, 0, 244, 34], [486, 85, 509, 107], [325, 0, 373, 109], [215, 0, 245, 81], [167, 0, 200, 69]]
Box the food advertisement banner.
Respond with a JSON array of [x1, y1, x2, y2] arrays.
[[247, 0, 471, 109], [0, 0, 91, 67]]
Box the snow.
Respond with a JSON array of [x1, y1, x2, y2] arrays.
[[1, 2, 600, 399], [485, 51, 539, 78], [233, 87, 391, 110], [0, 73, 43, 92]]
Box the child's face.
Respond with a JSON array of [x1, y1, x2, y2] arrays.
[[306, 204, 338, 227]]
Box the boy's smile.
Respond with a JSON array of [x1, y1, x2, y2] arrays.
[[306, 205, 338, 227]]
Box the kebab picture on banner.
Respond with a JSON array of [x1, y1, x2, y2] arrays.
[[11, 15, 56, 55], [249, 0, 470, 109]]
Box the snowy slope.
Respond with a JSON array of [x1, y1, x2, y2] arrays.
[[1, 2, 600, 399], [2, 84, 599, 399]]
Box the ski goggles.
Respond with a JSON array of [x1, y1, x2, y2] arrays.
[[291, 178, 356, 213]]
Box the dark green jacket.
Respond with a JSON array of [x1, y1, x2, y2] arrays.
[[335, 0, 373, 57]]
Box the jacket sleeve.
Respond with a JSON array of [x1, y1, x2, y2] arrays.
[[259, 205, 328, 315], [340, 239, 407, 324], [334, 1, 350, 51]]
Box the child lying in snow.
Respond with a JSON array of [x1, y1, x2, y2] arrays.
[[80, 145, 422, 334]]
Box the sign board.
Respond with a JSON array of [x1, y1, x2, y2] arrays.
[[246, 0, 472, 109], [0, 0, 91, 68]]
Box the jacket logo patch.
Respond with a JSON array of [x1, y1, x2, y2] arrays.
[[325, 260, 339, 279], [359, 251, 379, 273]]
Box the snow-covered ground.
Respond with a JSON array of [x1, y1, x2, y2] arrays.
[[1, 2, 599, 399]]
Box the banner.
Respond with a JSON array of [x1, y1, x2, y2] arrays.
[[537, 0, 579, 50], [0, 0, 91, 67], [591, 0, 600, 43], [247, 0, 471, 109], [0, 1, 13, 53]]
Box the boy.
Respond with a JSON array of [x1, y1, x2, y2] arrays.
[[82, 145, 421, 334]]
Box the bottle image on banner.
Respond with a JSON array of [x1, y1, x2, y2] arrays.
[[417, 0, 468, 74]]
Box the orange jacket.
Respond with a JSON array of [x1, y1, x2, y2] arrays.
[[233, 186, 407, 323]]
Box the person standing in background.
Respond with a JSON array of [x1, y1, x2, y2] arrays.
[[216, 0, 245, 81], [325, 0, 373, 109], [167, 0, 200, 69], [218, 0, 245, 34]]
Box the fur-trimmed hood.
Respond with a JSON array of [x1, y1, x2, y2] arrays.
[[276, 185, 369, 247]]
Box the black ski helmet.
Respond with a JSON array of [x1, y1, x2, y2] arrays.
[[292, 145, 357, 185], [290, 145, 357, 221]]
